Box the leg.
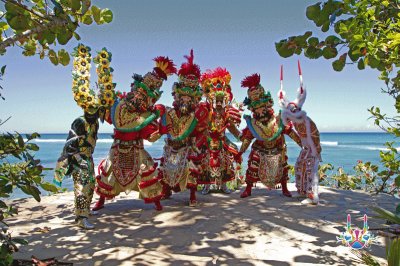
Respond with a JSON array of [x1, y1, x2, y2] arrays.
[[73, 172, 95, 230], [281, 167, 292, 197], [189, 186, 197, 207]]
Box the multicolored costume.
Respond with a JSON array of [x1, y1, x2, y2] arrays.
[[198, 68, 242, 194], [54, 44, 114, 229], [93, 57, 176, 211], [279, 62, 322, 204], [237, 74, 302, 198], [158, 50, 209, 206]]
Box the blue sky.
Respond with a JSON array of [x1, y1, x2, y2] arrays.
[[0, 0, 394, 133]]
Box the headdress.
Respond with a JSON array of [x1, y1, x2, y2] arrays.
[[131, 56, 176, 103], [200, 67, 233, 107], [72, 44, 116, 114], [241, 73, 273, 111], [172, 49, 202, 100]]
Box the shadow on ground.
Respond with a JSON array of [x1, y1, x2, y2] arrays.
[[7, 183, 399, 265]]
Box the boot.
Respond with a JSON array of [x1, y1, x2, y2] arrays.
[[240, 181, 253, 198], [92, 196, 105, 211], [201, 184, 210, 195], [162, 184, 172, 200], [189, 187, 197, 207], [76, 217, 95, 230], [154, 200, 163, 211], [281, 180, 292, 197], [220, 183, 231, 194]]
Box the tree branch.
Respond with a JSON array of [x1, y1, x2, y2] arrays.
[[0, 16, 67, 51], [1, 0, 50, 21]]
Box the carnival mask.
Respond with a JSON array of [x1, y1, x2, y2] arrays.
[[175, 95, 194, 115]]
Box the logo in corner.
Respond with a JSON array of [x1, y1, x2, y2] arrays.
[[337, 214, 376, 250]]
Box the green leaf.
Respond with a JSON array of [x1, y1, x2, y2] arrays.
[[40, 182, 59, 193], [48, 50, 58, 65], [57, 29, 73, 45], [26, 143, 39, 151], [91, 6, 101, 24], [29, 186, 41, 202], [71, 0, 81, 11], [306, 3, 321, 21], [39, 30, 56, 45], [332, 58, 345, 71], [8, 14, 30, 31], [58, 49, 70, 66], [395, 175, 400, 187], [0, 65, 6, 76], [17, 134, 24, 148], [0, 22, 9, 31], [357, 59, 365, 70], [100, 8, 113, 23], [12, 238, 28, 245], [308, 37, 319, 46], [82, 14, 93, 25], [322, 47, 338, 59]]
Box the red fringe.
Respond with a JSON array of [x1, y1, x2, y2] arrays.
[[141, 163, 158, 177], [144, 194, 163, 204], [96, 175, 114, 191], [139, 177, 161, 189]]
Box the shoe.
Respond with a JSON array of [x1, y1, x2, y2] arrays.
[[76, 218, 95, 230], [240, 182, 253, 198], [154, 200, 163, 211], [92, 197, 105, 211], [220, 183, 231, 194], [301, 197, 318, 205], [281, 181, 292, 197], [90, 210, 99, 216], [189, 200, 197, 207], [201, 185, 210, 195], [240, 190, 251, 198]]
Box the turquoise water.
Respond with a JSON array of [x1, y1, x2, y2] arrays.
[[6, 132, 397, 199]]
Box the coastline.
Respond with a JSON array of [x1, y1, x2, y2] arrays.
[[7, 183, 398, 265]]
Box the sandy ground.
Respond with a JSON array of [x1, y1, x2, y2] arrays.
[[6, 183, 399, 266]]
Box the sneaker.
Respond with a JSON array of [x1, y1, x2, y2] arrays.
[[220, 183, 231, 194], [90, 210, 99, 216], [76, 218, 95, 230], [201, 185, 210, 195], [301, 198, 318, 205]]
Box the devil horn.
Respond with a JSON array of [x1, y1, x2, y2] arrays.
[[363, 214, 368, 233], [347, 214, 352, 232], [298, 60, 304, 94]]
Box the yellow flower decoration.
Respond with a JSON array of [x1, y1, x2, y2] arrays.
[[77, 45, 89, 57], [101, 74, 112, 84], [103, 82, 114, 91], [100, 58, 110, 68], [99, 50, 109, 59]]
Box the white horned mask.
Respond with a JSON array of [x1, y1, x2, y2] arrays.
[[278, 61, 308, 125]]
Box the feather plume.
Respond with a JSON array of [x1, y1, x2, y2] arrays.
[[153, 56, 177, 80], [241, 73, 261, 89], [178, 49, 201, 79]]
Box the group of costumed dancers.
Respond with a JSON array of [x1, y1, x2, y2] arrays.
[[54, 45, 322, 230]]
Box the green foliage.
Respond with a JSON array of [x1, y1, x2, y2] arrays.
[[0, 132, 59, 263], [386, 238, 400, 266], [0, 0, 113, 65], [275, 0, 399, 74], [318, 161, 399, 195]]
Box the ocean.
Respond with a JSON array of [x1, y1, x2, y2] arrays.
[[6, 132, 397, 199]]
